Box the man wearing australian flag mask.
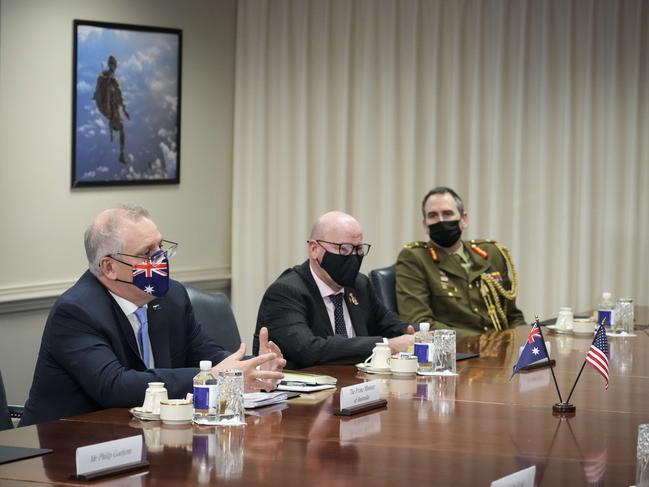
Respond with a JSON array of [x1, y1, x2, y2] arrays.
[[20, 205, 286, 426], [396, 186, 527, 336], [253, 210, 415, 369], [109, 243, 172, 297]]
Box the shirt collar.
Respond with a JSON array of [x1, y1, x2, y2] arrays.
[[309, 262, 343, 299], [108, 290, 145, 316]]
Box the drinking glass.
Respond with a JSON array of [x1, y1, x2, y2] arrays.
[[614, 299, 634, 334], [637, 424, 649, 486], [433, 329, 456, 374], [215, 369, 246, 426]]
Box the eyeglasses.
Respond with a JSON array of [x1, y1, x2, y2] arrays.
[[315, 240, 371, 257], [111, 239, 179, 262]]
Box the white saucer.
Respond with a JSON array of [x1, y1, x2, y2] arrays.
[[546, 325, 572, 334], [355, 363, 391, 375], [130, 407, 160, 421], [161, 418, 193, 425], [606, 332, 637, 338]]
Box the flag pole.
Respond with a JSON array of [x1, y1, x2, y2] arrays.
[[565, 360, 588, 405], [564, 317, 608, 405], [534, 316, 565, 404]]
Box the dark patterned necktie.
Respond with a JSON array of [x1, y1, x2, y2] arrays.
[[330, 293, 348, 337]]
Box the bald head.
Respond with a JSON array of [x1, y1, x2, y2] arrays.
[[310, 211, 362, 241], [85, 205, 151, 275]]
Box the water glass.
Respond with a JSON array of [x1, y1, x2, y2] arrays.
[[215, 369, 246, 426], [614, 298, 634, 334], [433, 329, 456, 374], [637, 424, 649, 486]]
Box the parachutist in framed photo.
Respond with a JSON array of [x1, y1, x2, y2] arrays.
[[71, 20, 182, 187]]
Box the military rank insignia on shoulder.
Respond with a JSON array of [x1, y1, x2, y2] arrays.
[[470, 243, 489, 259], [403, 240, 428, 250]]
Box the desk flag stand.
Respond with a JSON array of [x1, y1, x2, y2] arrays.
[[510, 316, 575, 415], [514, 316, 610, 416], [532, 317, 577, 416]]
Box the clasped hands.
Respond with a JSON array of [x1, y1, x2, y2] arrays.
[[212, 327, 286, 392]]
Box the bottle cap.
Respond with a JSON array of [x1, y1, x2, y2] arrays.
[[199, 360, 212, 370], [419, 322, 430, 333]]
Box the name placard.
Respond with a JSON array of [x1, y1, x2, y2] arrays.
[[340, 380, 381, 410], [75, 435, 143, 477], [490, 465, 536, 487]]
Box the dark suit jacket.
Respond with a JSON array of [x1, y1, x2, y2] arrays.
[[20, 271, 230, 426], [253, 261, 407, 369]]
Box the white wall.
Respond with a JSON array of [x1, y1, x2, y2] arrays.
[[0, 0, 237, 404]]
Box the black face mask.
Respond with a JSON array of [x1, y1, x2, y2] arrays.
[[428, 220, 462, 248], [319, 251, 363, 288]]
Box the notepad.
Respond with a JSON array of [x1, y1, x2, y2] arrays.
[[277, 383, 336, 393], [281, 371, 337, 385], [0, 445, 53, 465]]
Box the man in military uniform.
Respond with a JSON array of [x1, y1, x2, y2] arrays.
[[94, 55, 130, 163], [396, 187, 526, 336]]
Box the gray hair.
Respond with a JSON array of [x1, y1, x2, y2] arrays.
[[421, 186, 465, 218], [85, 205, 150, 275]]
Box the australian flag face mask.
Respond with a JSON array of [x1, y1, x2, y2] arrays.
[[130, 250, 170, 297]]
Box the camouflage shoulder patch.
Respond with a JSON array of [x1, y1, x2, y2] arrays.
[[403, 240, 428, 250]]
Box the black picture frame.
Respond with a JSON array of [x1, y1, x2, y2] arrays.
[[71, 19, 182, 187]]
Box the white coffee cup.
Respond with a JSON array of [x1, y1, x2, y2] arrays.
[[572, 318, 595, 334], [363, 343, 391, 370], [159, 399, 193, 425], [388, 355, 418, 375], [142, 382, 168, 414], [556, 307, 574, 331]]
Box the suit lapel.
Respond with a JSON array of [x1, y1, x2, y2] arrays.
[[147, 302, 171, 368], [295, 261, 335, 337], [438, 250, 467, 281], [466, 243, 491, 283], [110, 298, 142, 362], [345, 289, 367, 336]]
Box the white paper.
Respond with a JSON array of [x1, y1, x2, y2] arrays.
[[491, 465, 536, 487], [244, 392, 288, 409], [76, 435, 143, 476], [340, 380, 380, 410]]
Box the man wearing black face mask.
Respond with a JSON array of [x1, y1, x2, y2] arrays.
[[253, 211, 414, 369], [396, 187, 526, 336], [20, 205, 285, 426]]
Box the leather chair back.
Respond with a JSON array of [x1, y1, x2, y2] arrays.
[[369, 265, 398, 314], [184, 284, 242, 353], [0, 370, 13, 431]]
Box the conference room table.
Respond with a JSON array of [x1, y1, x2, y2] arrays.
[[1, 308, 648, 486]]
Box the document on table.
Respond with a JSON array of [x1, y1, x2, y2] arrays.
[[244, 392, 289, 409]]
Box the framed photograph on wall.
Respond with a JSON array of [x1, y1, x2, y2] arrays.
[[72, 20, 182, 187]]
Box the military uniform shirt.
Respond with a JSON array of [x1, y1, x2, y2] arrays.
[[395, 239, 526, 336]]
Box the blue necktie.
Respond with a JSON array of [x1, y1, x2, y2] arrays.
[[134, 307, 151, 368], [330, 293, 348, 337]]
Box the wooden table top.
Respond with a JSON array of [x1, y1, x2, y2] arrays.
[[1, 309, 648, 486]]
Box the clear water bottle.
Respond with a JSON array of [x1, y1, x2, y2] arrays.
[[193, 360, 218, 424], [597, 292, 615, 327], [414, 322, 434, 373]]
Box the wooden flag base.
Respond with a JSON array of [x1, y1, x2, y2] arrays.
[[552, 402, 576, 416]]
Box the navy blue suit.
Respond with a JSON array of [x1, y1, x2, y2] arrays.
[[20, 271, 230, 426]]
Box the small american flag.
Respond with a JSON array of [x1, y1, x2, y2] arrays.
[[586, 324, 610, 389]]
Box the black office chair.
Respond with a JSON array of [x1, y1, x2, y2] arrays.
[[369, 264, 398, 314], [1, 370, 16, 431], [184, 284, 242, 353]]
